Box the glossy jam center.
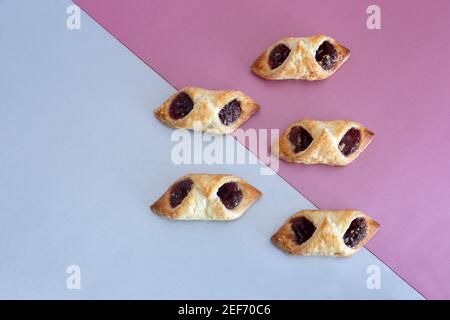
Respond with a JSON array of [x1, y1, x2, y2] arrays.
[[291, 217, 316, 245], [338, 127, 361, 156], [169, 179, 193, 208], [315, 41, 338, 70], [343, 217, 367, 248], [288, 126, 313, 153], [269, 44, 291, 69], [218, 99, 242, 125], [217, 182, 243, 210], [169, 92, 194, 120]]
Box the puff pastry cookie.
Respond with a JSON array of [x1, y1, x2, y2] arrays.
[[154, 87, 260, 134], [252, 34, 350, 81], [272, 119, 374, 166], [150, 173, 262, 220], [272, 210, 380, 256]]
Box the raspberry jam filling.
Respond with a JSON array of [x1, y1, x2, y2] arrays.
[[315, 41, 338, 70], [338, 127, 361, 156], [288, 126, 313, 153], [169, 179, 193, 208], [290, 216, 316, 245], [219, 99, 242, 125], [217, 182, 243, 210], [269, 44, 291, 69], [169, 92, 194, 120], [343, 217, 367, 248]]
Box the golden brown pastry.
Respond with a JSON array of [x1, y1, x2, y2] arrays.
[[272, 210, 380, 256], [153, 87, 260, 134], [252, 34, 350, 80], [150, 173, 262, 220], [272, 119, 374, 166]]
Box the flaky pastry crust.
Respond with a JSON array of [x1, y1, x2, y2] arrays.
[[272, 210, 380, 256], [272, 119, 374, 166], [154, 87, 260, 134], [150, 173, 262, 220], [252, 34, 350, 80]]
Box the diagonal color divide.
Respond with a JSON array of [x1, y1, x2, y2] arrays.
[[0, 0, 421, 299], [74, 0, 450, 299], [0, 0, 423, 299]]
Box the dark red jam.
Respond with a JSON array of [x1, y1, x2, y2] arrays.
[[217, 182, 243, 210], [315, 41, 338, 70], [169, 179, 193, 208], [169, 92, 194, 120], [290, 216, 316, 245], [338, 128, 361, 156], [219, 99, 242, 125], [288, 126, 313, 153], [269, 44, 291, 69], [343, 217, 367, 248]]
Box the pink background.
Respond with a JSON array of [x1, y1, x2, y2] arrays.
[[75, 0, 450, 299]]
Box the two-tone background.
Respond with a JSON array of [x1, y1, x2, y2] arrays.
[[0, 0, 449, 299]]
